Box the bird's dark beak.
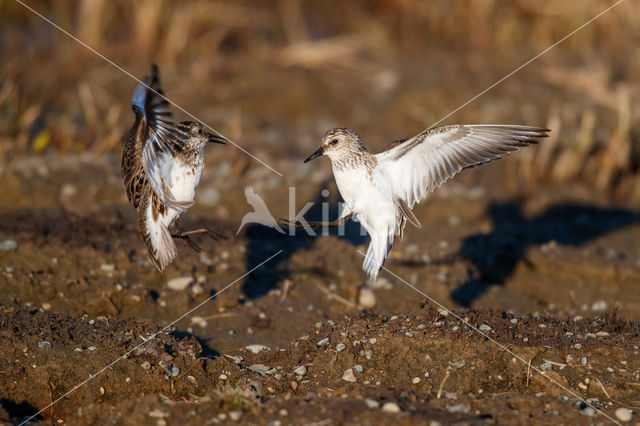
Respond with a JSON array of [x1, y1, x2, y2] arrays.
[[304, 146, 324, 163], [208, 133, 227, 144]]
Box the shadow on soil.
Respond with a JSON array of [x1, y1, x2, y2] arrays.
[[451, 201, 640, 307], [0, 398, 41, 423], [242, 184, 367, 298]]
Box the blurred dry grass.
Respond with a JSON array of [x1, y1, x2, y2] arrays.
[[0, 0, 639, 200]]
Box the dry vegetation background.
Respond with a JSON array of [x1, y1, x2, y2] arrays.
[[0, 0, 639, 200]]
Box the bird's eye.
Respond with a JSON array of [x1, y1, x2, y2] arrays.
[[331, 139, 338, 145], [197, 128, 203, 135]]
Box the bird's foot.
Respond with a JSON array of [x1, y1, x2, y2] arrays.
[[172, 227, 227, 252], [171, 233, 203, 252], [279, 218, 321, 230]]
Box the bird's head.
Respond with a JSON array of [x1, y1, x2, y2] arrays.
[[304, 128, 365, 163], [178, 121, 227, 146]]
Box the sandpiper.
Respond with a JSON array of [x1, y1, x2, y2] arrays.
[[121, 65, 226, 271], [288, 125, 549, 280]]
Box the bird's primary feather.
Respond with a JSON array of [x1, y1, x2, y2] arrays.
[[375, 125, 549, 208]]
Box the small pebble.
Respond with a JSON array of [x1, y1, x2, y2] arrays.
[[336, 343, 346, 352], [479, 324, 492, 332], [364, 399, 379, 409], [317, 337, 329, 347], [451, 360, 465, 369], [358, 287, 376, 308], [100, 264, 115, 271], [191, 316, 208, 328], [581, 357, 587, 365], [141, 361, 151, 370], [591, 300, 607, 311], [615, 407, 633, 422], [148, 409, 168, 418], [510, 318, 518, 324], [0, 239, 18, 251], [218, 373, 228, 380], [364, 349, 373, 359], [369, 338, 377, 344], [540, 362, 553, 371], [447, 404, 469, 414], [581, 407, 596, 417], [353, 364, 363, 373], [38, 341, 52, 349], [166, 276, 193, 291], [294, 365, 307, 376], [245, 344, 269, 354], [342, 368, 357, 382], [412, 377, 421, 384], [381, 402, 401, 413], [248, 364, 270, 374], [229, 411, 243, 421], [574, 343, 582, 349]]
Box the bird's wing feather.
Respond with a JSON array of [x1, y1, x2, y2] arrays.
[[136, 65, 192, 212], [375, 125, 549, 208], [121, 106, 146, 208]]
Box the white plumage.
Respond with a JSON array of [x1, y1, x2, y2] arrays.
[[304, 125, 549, 281]]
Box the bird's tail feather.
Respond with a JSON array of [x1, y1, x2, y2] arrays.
[[140, 200, 178, 272], [362, 225, 395, 281]]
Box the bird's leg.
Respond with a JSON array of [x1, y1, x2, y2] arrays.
[[171, 219, 226, 252], [280, 213, 353, 230], [171, 218, 203, 252]]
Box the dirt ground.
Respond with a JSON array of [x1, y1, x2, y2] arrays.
[[0, 152, 639, 425], [1, 2, 640, 424]]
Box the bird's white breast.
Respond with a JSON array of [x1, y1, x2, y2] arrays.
[[157, 156, 204, 228], [169, 157, 203, 203]]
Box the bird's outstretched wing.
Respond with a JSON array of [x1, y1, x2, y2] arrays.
[[134, 65, 193, 212], [375, 125, 549, 208]]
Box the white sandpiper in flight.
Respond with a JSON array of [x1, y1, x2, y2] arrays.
[[286, 125, 549, 281]]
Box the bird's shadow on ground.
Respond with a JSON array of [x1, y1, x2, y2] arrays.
[[241, 183, 367, 299], [450, 201, 640, 307]]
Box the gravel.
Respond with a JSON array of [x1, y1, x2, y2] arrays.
[[358, 287, 376, 308], [342, 368, 356, 382], [615, 408, 633, 422], [447, 404, 469, 414], [364, 399, 379, 409], [0, 239, 18, 251], [166, 276, 193, 291], [592, 300, 608, 311], [540, 362, 553, 371], [294, 365, 307, 376], [336, 343, 346, 352], [245, 344, 270, 354], [381, 402, 401, 413], [317, 337, 329, 347]]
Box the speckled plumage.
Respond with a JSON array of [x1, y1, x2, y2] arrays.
[[305, 124, 550, 281], [121, 65, 225, 271]]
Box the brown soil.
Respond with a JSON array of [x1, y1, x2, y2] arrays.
[[0, 155, 639, 425]]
